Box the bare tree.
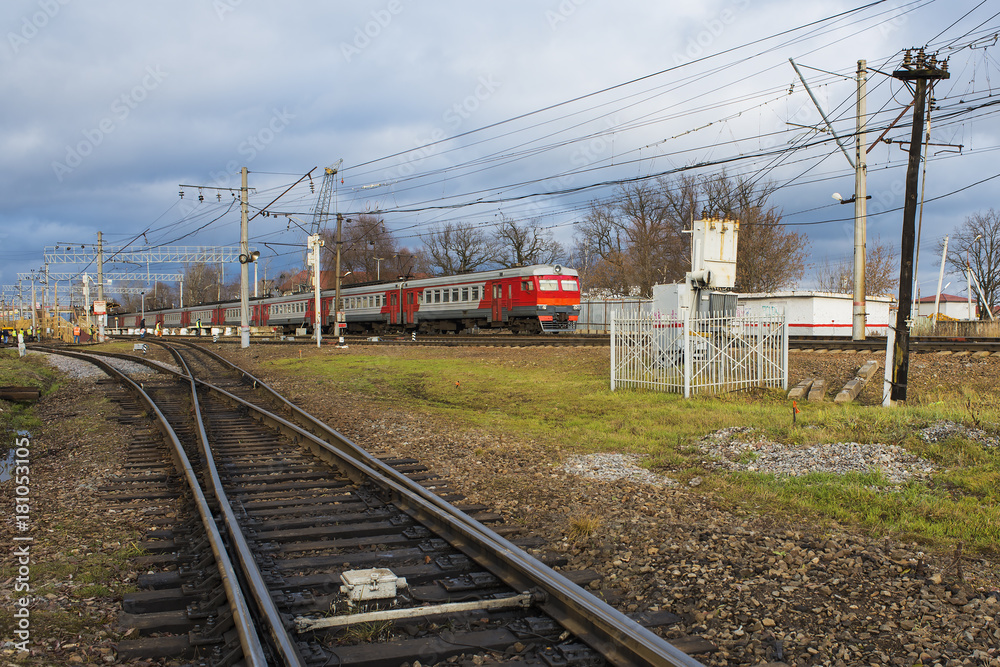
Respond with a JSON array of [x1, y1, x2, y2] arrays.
[[492, 216, 563, 267], [182, 262, 220, 305], [574, 182, 690, 297], [815, 237, 898, 295], [113, 280, 146, 312], [138, 281, 180, 309], [573, 174, 803, 296], [423, 222, 497, 275], [734, 206, 807, 292], [942, 209, 1000, 319], [319, 213, 400, 283], [699, 172, 807, 292]]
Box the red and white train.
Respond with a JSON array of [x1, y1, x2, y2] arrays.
[[111, 264, 581, 335]]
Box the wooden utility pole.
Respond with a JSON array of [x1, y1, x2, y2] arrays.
[[890, 49, 949, 404]]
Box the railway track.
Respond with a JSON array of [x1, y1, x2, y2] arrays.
[[42, 342, 712, 666], [105, 332, 1000, 352], [188, 333, 612, 348], [789, 336, 1000, 354]]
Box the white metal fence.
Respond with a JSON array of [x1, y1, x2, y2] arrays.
[[577, 299, 651, 333], [611, 311, 788, 397]]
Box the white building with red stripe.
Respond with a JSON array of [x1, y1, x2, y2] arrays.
[[736, 291, 894, 337], [914, 293, 975, 320]]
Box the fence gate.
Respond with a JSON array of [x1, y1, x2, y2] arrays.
[[611, 311, 788, 397]]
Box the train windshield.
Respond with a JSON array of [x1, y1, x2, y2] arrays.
[[538, 278, 579, 292]]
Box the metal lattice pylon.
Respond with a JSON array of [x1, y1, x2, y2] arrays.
[[310, 159, 342, 236]]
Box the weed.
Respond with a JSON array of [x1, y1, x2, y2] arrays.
[[567, 514, 602, 541], [339, 620, 394, 644], [965, 397, 982, 429]]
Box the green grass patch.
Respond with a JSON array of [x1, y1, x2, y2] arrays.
[[265, 347, 1000, 553], [0, 348, 64, 434]]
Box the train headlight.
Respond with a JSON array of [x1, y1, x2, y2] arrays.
[[538, 304, 547, 310], [572, 304, 581, 310]]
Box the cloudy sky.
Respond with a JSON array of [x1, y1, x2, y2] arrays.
[[2, 0, 998, 303]]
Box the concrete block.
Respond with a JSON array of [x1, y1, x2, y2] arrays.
[[835, 377, 864, 403], [788, 379, 814, 400], [856, 360, 879, 380], [807, 379, 826, 401]]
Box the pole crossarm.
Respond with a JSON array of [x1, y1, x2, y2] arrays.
[[18, 272, 185, 282], [43, 246, 255, 264]]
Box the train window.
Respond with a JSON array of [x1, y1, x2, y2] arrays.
[[407, 292, 414, 304], [442, 290, 450, 303], [450, 289, 457, 302], [434, 290, 441, 304], [508, 285, 513, 299], [521, 280, 533, 291], [417, 293, 423, 304], [561, 279, 579, 291], [538, 279, 559, 291], [461, 287, 468, 301], [472, 286, 480, 300]]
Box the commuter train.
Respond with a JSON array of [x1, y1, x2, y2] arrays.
[[111, 264, 581, 335]]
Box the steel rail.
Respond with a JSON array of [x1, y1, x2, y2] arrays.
[[150, 339, 705, 667], [32, 347, 270, 667], [169, 348, 308, 667]]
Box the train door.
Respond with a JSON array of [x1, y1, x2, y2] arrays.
[[389, 290, 399, 325], [491, 282, 504, 322], [401, 287, 418, 327]]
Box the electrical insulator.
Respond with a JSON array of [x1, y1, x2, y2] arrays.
[[179, 190, 184, 198]]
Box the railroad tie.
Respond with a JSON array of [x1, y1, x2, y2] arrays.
[[787, 378, 814, 400], [807, 378, 826, 401], [834, 360, 880, 403]]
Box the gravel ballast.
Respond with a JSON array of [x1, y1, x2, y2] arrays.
[[4, 345, 998, 667]]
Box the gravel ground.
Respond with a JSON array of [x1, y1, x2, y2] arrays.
[[223, 345, 1000, 667], [4, 345, 999, 667], [26, 350, 171, 379], [694, 426, 938, 484]]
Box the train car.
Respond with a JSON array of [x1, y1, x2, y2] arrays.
[[160, 307, 186, 331], [246, 294, 312, 332], [333, 264, 580, 334], [114, 264, 582, 336]]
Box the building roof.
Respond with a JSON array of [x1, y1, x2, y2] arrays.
[[915, 293, 967, 303]]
